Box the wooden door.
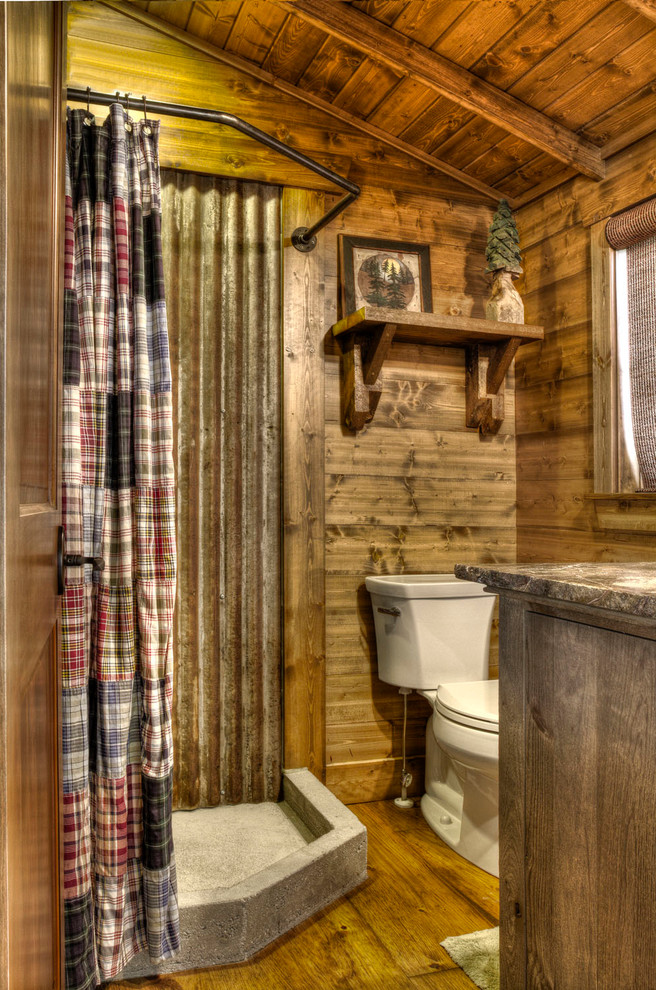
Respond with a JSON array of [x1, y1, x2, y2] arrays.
[[0, 3, 64, 988]]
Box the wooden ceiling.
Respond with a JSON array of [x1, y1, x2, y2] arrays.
[[106, 0, 656, 205]]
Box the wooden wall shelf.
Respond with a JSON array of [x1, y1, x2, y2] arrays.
[[331, 306, 544, 434]]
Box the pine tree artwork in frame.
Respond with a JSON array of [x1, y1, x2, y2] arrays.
[[338, 236, 432, 317]]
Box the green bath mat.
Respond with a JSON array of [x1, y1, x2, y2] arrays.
[[440, 926, 499, 990]]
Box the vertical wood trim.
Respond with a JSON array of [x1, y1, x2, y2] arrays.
[[2, 4, 61, 983], [0, 4, 8, 983], [282, 188, 326, 780], [524, 611, 555, 988], [591, 220, 617, 492], [498, 596, 526, 990], [550, 617, 597, 988]]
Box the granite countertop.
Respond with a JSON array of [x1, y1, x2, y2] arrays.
[[454, 562, 656, 618]]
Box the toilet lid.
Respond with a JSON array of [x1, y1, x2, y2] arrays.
[[434, 680, 499, 733]]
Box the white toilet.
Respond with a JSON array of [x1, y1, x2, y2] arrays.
[[365, 573, 499, 877]]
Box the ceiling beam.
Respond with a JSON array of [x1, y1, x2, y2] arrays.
[[284, 0, 605, 181], [96, 0, 511, 205], [622, 0, 656, 22]]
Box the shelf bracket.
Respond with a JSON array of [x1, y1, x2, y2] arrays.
[[331, 306, 542, 434], [341, 324, 396, 430], [465, 337, 522, 435]]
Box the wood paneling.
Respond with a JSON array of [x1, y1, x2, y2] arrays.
[[590, 219, 617, 493], [499, 597, 656, 987], [186, 2, 244, 50], [224, 1, 287, 65], [326, 717, 428, 766], [326, 756, 427, 804], [283, 0, 605, 179], [622, 0, 656, 23], [104, 800, 499, 990], [428, 0, 537, 68], [161, 172, 282, 808], [323, 187, 514, 803], [516, 129, 656, 562], [1, 3, 64, 986], [9, 635, 58, 989], [283, 189, 326, 780], [71, 1, 505, 204], [583, 81, 656, 157], [504, 5, 650, 116], [93, 0, 656, 204], [498, 597, 526, 990]]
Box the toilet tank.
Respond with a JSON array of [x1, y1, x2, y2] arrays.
[[365, 574, 496, 689]]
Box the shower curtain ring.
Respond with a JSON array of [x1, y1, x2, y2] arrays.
[[142, 94, 152, 136], [84, 86, 94, 126], [124, 92, 132, 132]]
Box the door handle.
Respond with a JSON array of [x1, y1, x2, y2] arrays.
[[57, 526, 105, 594], [63, 554, 105, 571]]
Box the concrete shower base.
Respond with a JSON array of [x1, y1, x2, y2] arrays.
[[120, 768, 367, 976]]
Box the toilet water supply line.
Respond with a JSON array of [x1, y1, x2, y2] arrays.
[[395, 688, 415, 810]]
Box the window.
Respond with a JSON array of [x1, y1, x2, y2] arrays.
[[614, 247, 642, 490], [591, 198, 656, 495]]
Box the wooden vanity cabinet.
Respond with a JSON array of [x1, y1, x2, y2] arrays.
[[496, 592, 656, 990]]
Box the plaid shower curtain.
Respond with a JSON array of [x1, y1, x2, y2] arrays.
[[62, 105, 180, 988]]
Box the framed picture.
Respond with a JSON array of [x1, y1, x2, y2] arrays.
[[338, 235, 432, 317]]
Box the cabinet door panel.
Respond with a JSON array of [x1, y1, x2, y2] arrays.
[[522, 613, 656, 989]]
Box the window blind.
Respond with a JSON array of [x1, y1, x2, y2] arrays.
[[605, 198, 656, 490], [606, 198, 656, 250]]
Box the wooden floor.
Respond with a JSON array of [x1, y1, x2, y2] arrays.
[[106, 801, 499, 990]]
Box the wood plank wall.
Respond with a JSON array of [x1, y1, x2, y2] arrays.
[[66, 1, 488, 203], [322, 191, 514, 802], [515, 130, 656, 563], [67, 1, 517, 805], [282, 188, 327, 782]]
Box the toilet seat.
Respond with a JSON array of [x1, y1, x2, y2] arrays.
[[422, 680, 499, 733]]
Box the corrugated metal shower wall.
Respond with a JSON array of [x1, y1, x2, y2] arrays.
[[160, 170, 282, 808]]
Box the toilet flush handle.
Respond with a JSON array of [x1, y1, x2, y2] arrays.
[[377, 606, 401, 617]]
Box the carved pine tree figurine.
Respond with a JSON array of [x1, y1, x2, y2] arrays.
[[485, 199, 524, 324]]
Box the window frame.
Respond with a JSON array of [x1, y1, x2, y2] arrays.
[[591, 221, 644, 492], [590, 219, 656, 529], [591, 218, 619, 494]]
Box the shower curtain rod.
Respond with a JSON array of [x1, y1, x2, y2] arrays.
[[67, 87, 361, 252]]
